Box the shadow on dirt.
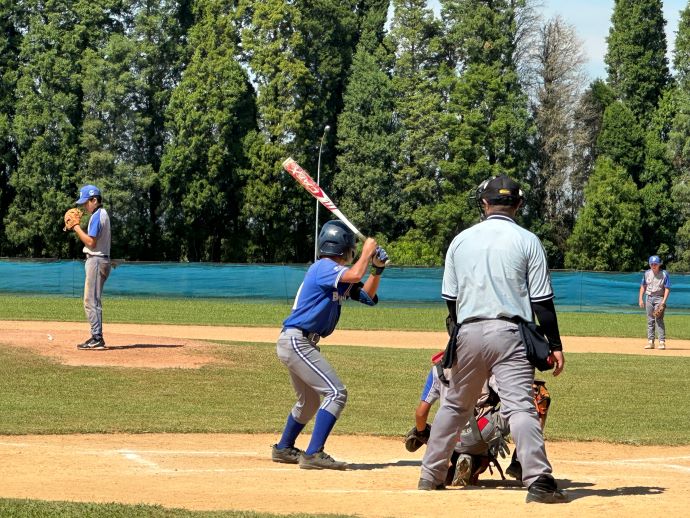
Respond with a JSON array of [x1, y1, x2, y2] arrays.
[[348, 460, 422, 470], [103, 344, 184, 350], [558, 480, 665, 500]]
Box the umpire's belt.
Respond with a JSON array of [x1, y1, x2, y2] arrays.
[[282, 327, 321, 344], [462, 316, 521, 325]]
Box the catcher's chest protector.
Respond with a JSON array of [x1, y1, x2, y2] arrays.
[[456, 410, 509, 456]]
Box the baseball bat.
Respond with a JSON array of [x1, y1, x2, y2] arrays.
[[282, 157, 366, 241]]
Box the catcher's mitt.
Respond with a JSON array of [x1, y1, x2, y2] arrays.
[[533, 380, 551, 429], [653, 302, 666, 319], [404, 424, 431, 452], [63, 208, 83, 231]]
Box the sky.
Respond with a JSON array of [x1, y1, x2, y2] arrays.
[[542, 0, 687, 79], [426, 0, 688, 80]]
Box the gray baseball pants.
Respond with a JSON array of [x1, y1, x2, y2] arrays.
[[84, 255, 110, 338], [276, 328, 348, 421], [646, 295, 666, 341], [421, 319, 552, 488]]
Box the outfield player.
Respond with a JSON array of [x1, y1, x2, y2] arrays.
[[419, 175, 567, 504], [72, 185, 111, 350], [271, 220, 388, 470], [639, 255, 671, 349]]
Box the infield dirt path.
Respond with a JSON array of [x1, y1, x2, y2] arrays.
[[1, 320, 689, 517]]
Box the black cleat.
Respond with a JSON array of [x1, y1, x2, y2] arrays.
[[77, 336, 106, 350], [526, 474, 568, 503]]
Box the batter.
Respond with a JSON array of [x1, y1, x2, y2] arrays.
[[271, 220, 388, 470]]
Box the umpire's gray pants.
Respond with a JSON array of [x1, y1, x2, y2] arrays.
[[420, 319, 552, 488], [277, 329, 348, 421], [84, 255, 110, 338]]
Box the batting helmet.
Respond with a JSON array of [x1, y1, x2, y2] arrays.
[[318, 221, 356, 259]]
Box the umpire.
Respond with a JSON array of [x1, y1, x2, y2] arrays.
[[418, 175, 567, 504]]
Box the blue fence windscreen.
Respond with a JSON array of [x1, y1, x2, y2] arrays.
[[0, 259, 688, 311]]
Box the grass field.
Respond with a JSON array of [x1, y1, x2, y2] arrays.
[[1, 294, 688, 516], [0, 294, 688, 338], [1, 339, 688, 444], [0, 499, 351, 518]]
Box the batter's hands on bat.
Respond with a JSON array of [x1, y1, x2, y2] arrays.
[[550, 350, 565, 377], [372, 246, 389, 267], [361, 237, 377, 259]]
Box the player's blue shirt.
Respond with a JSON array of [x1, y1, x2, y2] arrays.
[[283, 258, 353, 337]]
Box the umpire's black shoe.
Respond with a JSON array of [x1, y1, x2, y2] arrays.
[[417, 478, 446, 491], [526, 475, 568, 503], [77, 336, 106, 350]]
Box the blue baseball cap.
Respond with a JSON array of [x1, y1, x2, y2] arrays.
[[75, 185, 101, 204], [648, 255, 662, 265]]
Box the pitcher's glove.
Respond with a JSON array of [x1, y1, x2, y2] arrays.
[[653, 303, 666, 319], [63, 208, 83, 231], [404, 424, 431, 452]]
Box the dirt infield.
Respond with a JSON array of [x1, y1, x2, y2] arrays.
[[1, 320, 689, 516], [0, 433, 688, 517]]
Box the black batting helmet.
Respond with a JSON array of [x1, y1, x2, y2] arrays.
[[318, 221, 356, 259]]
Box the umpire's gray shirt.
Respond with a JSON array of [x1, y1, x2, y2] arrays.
[[442, 214, 553, 323]]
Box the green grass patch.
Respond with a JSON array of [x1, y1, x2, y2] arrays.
[[1, 341, 688, 445], [1, 294, 689, 338], [0, 499, 353, 518]]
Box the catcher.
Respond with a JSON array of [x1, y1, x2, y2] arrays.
[[65, 185, 112, 350], [405, 352, 551, 486], [639, 255, 671, 350]]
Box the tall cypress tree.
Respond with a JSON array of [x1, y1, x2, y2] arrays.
[[387, 0, 447, 261], [441, 0, 534, 226], [669, 4, 690, 270], [640, 90, 678, 261], [332, 5, 400, 240], [238, 0, 361, 262], [605, 0, 670, 123], [571, 79, 616, 218], [80, 0, 191, 260], [0, 0, 23, 255], [8, 0, 126, 257], [565, 157, 641, 271], [159, 0, 256, 262]]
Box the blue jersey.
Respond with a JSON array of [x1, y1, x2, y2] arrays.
[[283, 258, 353, 337]]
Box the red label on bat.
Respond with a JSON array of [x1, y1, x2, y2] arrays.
[[291, 170, 323, 197]]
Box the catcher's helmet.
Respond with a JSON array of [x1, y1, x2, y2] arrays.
[[318, 221, 356, 260]]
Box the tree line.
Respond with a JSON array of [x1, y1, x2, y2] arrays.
[[1, 0, 689, 271]]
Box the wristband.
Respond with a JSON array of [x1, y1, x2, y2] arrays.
[[370, 266, 385, 276]]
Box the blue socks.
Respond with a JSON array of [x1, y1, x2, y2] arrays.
[[277, 414, 306, 449], [305, 409, 337, 455]]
